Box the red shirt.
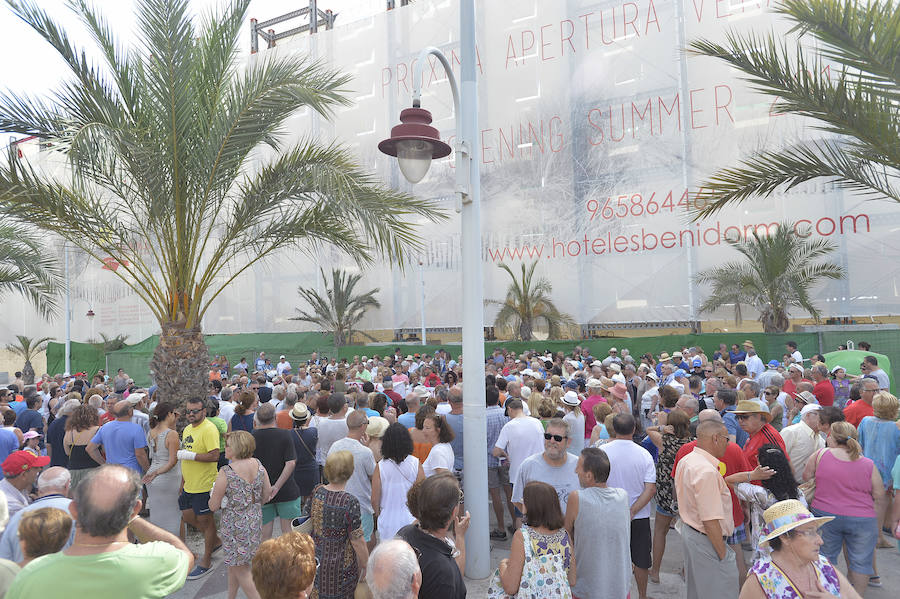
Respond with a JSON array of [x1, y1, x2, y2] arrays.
[[385, 390, 402, 406], [673, 441, 748, 527], [843, 400, 874, 427], [782, 378, 811, 397], [742, 423, 788, 470], [813, 380, 835, 407]]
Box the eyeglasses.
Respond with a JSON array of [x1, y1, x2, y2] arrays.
[[789, 528, 821, 539], [185, 408, 204, 415], [544, 433, 567, 442], [735, 414, 752, 420]]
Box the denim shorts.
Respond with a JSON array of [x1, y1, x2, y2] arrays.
[[811, 508, 877, 575]]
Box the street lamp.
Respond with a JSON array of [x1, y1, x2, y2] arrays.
[[86, 309, 95, 342], [378, 0, 488, 579]]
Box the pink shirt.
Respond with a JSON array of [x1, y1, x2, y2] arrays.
[[811, 450, 876, 518], [581, 394, 607, 439]]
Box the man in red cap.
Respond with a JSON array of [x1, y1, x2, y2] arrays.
[[0, 451, 49, 516]]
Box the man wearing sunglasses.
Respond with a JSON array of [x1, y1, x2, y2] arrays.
[[177, 398, 222, 579], [510, 419, 579, 517]]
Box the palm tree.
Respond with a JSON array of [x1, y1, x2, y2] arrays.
[[5, 335, 53, 384], [91, 333, 129, 353], [0, 221, 60, 319], [694, 223, 844, 332], [0, 0, 443, 405], [688, 0, 899, 218], [291, 268, 380, 347], [488, 261, 575, 341]]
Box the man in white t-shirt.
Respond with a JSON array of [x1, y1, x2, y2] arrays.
[[600, 413, 656, 599], [276, 356, 291, 376], [510, 418, 579, 515], [786, 341, 803, 364], [492, 399, 545, 528], [317, 393, 350, 459], [328, 411, 376, 548]]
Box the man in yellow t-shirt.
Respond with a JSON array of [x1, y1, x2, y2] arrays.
[[178, 397, 221, 580]]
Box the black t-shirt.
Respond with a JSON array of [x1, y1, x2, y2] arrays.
[[257, 387, 273, 404], [47, 415, 68, 467], [398, 524, 466, 599], [252, 428, 300, 503]]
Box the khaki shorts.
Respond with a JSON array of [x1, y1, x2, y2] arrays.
[[487, 463, 510, 489]]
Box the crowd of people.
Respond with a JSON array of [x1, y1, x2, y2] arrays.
[[0, 339, 895, 598]]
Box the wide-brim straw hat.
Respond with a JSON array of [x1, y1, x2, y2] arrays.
[[732, 399, 773, 422], [289, 403, 311, 422], [366, 416, 389, 438], [757, 499, 833, 547]]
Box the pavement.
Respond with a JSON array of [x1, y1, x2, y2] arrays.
[[169, 509, 900, 599]]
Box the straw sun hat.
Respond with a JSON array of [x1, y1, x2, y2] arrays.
[[757, 499, 833, 547]]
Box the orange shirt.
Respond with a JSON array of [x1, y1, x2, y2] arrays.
[[276, 410, 293, 430], [674, 446, 735, 537]]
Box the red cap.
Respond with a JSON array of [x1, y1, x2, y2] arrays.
[[2, 451, 50, 477]]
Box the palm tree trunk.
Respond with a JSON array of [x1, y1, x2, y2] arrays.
[[149, 321, 210, 409], [22, 361, 34, 385], [519, 320, 533, 342]]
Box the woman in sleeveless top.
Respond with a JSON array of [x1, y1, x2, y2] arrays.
[[802, 422, 884, 595], [210, 430, 270, 599], [63, 404, 101, 489], [142, 402, 183, 535], [371, 423, 424, 542], [229, 390, 257, 433], [741, 499, 860, 599], [498, 481, 575, 597]]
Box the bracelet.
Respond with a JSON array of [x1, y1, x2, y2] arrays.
[[747, 471, 752, 482]]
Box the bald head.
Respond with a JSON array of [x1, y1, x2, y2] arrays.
[[698, 409, 722, 423], [697, 419, 727, 439], [113, 400, 132, 418], [366, 539, 421, 599], [346, 410, 368, 430], [37, 466, 71, 495], [72, 465, 141, 538]]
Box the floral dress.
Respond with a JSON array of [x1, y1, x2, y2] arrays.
[[221, 461, 265, 566], [656, 433, 692, 514], [750, 554, 840, 598], [525, 526, 572, 574], [310, 486, 363, 599]]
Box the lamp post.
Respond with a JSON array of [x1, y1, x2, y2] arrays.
[[64, 244, 71, 376], [418, 260, 427, 345], [86, 309, 95, 342], [378, 0, 488, 578]]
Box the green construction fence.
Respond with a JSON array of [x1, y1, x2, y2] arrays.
[[45, 329, 898, 392]]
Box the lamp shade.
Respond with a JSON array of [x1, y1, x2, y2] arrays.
[[378, 106, 451, 184]]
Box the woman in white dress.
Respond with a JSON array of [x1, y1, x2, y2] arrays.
[[372, 423, 425, 542], [421, 413, 455, 477], [142, 402, 182, 535]]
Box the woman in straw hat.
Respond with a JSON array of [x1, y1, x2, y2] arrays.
[[740, 499, 861, 599], [289, 402, 320, 508]]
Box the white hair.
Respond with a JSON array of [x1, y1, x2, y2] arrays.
[[59, 398, 82, 416], [37, 467, 71, 492], [367, 540, 420, 599]]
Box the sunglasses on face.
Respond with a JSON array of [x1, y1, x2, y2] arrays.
[[186, 408, 204, 415], [544, 433, 567, 442], [735, 414, 752, 420]]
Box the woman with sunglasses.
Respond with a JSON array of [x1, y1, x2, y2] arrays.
[[142, 402, 183, 536], [739, 499, 861, 599]]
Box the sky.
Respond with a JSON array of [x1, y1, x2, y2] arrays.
[[0, 0, 381, 141]]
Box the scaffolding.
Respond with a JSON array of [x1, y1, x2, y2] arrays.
[[250, 1, 337, 53]]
